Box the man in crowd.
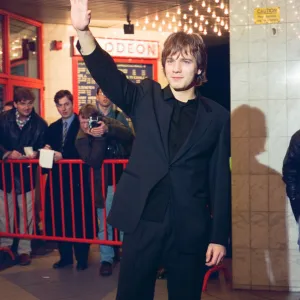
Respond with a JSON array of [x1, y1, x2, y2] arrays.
[[44, 90, 93, 271], [0, 88, 47, 267], [71, 1, 230, 299], [95, 88, 134, 276]]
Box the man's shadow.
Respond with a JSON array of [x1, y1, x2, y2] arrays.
[[231, 104, 293, 290]]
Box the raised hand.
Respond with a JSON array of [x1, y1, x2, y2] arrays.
[[70, 0, 91, 31]]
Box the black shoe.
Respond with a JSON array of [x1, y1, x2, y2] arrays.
[[76, 262, 88, 271], [0, 250, 16, 270], [99, 261, 113, 276], [53, 259, 73, 269]]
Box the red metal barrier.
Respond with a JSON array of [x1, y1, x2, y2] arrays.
[[0, 159, 128, 246]]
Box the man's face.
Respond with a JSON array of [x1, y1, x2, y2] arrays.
[[96, 89, 112, 108], [164, 49, 201, 91], [79, 115, 89, 133], [14, 99, 34, 117], [56, 96, 74, 119]]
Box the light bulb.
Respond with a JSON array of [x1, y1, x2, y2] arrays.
[[177, 7, 181, 14], [224, 7, 229, 14], [194, 22, 198, 27], [183, 14, 187, 19], [202, 0, 206, 7], [218, 30, 222, 36], [168, 23, 172, 30], [135, 21, 139, 26], [184, 24, 188, 31], [220, 2, 225, 9], [214, 25, 218, 32], [189, 18, 193, 24], [199, 24, 203, 31], [166, 11, 170, 18], [204, 28, 207, 35], [189, 4, 193, 11], [221, 19, 225, 26], [188, 28, 193, 34], [212, 11, 216, 18], [145, 17, 149, 24], [207, 6, 211, 13], [225, 23, 229, 30], [200, 15, 204, 21], [216, 16, 221, 22], [162, 19, 166, 25], [195, 9, 199, 16], [205, 20, 209, 25], [159, 26, 162, 32], [172, 16, 176, 22], [155, 15, 159, 21], [152, 22, 156, 28], [178, 20, 182, 26]]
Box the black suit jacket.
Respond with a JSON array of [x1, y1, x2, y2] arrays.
[[80, 42, 231, 253]]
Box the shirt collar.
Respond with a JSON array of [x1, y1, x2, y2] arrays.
[[162, 85, 201, 102], [63, 113, 75, 127]]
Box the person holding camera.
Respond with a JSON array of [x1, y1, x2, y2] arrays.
[[76, 103, 134, 277]]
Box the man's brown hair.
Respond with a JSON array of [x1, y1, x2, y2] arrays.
[[79, 104, 98, 119], [161, 32, 207, 86], [14, 88, 35, 103], [54, 90, 73, 105]]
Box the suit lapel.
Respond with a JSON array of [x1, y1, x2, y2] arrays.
[[170, 96, 213, 164], [155, 86, 173, 160]]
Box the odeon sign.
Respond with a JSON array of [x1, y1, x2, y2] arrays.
[[72, 37, 159, 59]]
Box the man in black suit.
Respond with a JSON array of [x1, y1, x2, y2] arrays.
[[44, 90, 96, 271], [70, 1, 230, 299]]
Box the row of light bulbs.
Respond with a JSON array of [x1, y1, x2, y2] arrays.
[[135, 0, 229, 36]]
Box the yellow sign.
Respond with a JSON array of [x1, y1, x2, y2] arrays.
[[254, 7, 280, 24]]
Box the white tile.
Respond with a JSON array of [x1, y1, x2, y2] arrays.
[[268, 100, 287, 137], [287, 0, 300, 23], [231, 102, 250, 137], [249, 101, 268, 136], [249, 25, 268, 62], [250, 175, 268, 211], [250, 137, 269, 174], [251, 212, 269, 248], [287, 23, 300, 61], [267, 24, 287, 62], [287, 61, 300, 99], [230, 26, 249, 63], [249, 63, 268, 100], [267, 61, 287, 100], [287, 99, 300, 136], [232, 248, 251, 285], [232, 212, 251, 248], [268, 137, 288, 173], [230, 0, 249, 26], [268, 0, 287, 21], [231, 63, 249, 101], [232, 138, 250, 174], [232, 175, 250, 211]]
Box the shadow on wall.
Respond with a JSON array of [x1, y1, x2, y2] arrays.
[[231, 104, 297, 290]]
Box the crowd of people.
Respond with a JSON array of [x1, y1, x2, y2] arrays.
[[0, 86, 134, 277]]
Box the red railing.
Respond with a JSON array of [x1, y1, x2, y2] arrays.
[[0, 159, 128, 246]]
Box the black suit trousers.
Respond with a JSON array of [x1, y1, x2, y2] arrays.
[[116, 207, 207, 300]]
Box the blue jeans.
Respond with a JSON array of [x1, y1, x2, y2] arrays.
[[97, 186, 123, 264]]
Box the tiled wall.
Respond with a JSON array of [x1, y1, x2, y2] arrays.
[[230, 0, 300, 291], [43, 24, 168, 124]]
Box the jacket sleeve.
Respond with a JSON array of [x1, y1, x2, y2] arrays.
[[0, 114, 9, 158], [104, 117, 134, 144], [75, 129, 107, 169], [34, 120, 48, 151], [282, 131, 300, 221], [209, 116, 231, 246], [77, 41, 142, 118]]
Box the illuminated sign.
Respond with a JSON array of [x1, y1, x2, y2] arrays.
[[72, 37, 159, 59]]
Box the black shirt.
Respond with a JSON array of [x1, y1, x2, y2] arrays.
[[141, 88, 198, 221]]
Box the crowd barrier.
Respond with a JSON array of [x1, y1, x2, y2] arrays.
[[0, 159, 230, 290], [0, 159, 128, 245]]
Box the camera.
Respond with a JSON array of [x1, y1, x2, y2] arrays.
[[89, 116, 102, 129]]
